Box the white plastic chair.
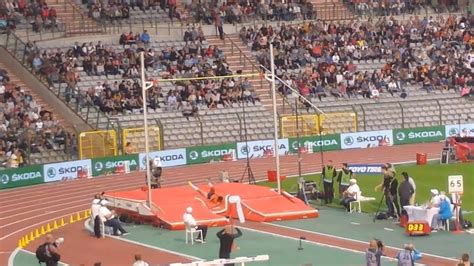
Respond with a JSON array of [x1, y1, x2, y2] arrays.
[[185, 223, 202, 245], [350, 200, 361, 213]]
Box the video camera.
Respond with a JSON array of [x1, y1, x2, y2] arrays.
[[374, 238, 384, 249]]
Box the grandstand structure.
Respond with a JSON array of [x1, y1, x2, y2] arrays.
[[1, 0, 473, 167]]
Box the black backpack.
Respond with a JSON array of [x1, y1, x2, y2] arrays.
[[35, 243, 49, 263]]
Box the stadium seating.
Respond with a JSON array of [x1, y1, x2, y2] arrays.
[[0, 61, 71, 168]]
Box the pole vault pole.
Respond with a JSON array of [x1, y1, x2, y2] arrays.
[[269, 42, 281, 195], [140, 52, 153, 208]]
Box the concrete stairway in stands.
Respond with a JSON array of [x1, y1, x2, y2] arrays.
[[311, 0, 354, 20], [44, 0, 102, 35], [0, 61, 74, 164], [206, 34, 289, 115]]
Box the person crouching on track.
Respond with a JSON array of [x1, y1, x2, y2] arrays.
[[36, 234, 61, 266], [337, 163, 353, 198], [99, 199, 129, 236], [340, 179, 360, 212], [148, 157, 163, 189], [322, 160, 337, 204], [183, 207, 208, 243]]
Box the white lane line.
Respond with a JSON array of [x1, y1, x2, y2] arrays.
[[109, 235, 202, 261], [7, 248, 19, 266], [8, 249, 68, 266], [239, 226, 398, 262], [265, 222, 457, 262], [384, 228, 395, 231], [350, 222, 361, 225], [0, 209, 79, 240]]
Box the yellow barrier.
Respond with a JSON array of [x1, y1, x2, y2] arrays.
[[78, 130, 118, 159], [280, 112, 357, 137], [319, 112, 357, 134], [280, 114, 320, 138], [17, 209, 90, 250], [122, 127, 162, 153]]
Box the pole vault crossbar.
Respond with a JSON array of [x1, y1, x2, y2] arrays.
[[259, 64, 328, 118], [150, 73, 261, 83]]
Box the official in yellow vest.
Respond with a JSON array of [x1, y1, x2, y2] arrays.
[[322, 160, 337, 204], [337, 163, 353, 198]]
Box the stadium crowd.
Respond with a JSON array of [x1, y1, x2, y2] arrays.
[[0, 68, 75, 168], [26, 30, 259, 116], [348, 0, 468, 17], [84, 0, 315, 24], [240, 14, 474, 102], [0, 0, 59, 32]]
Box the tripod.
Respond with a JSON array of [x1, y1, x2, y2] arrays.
[[373, 193, 386, 222], [239, 87, 255, 184]]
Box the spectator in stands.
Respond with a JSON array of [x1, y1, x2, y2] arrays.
[[125, 142, 136, 154]]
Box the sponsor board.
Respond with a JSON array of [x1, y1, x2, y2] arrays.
[[0, 165, 44, 189], [288, 134, 341, 153], [445, 123, 474, 137], [341, 130, 393, 149], [236, 139, 289, 159], [43, 159, 92, 183], [186, 143, 237, 164], [139, 148, 187, 170], [393, 126, 445, 145], [92, 154, 140, 176], [347, 164, 385, 174]]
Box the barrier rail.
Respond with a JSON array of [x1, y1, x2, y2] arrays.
[[169, 255, 269, 266], [2, 123, 473, 190]]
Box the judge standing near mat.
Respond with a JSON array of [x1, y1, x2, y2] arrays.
[[322, 160, 337, 204], [217, 221, 242, 266], [149, 157, 163, 189]]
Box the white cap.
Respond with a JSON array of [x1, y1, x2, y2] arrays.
[[100, 199, 109, 206], [430, 189, 439, 195], [186, 207, 193, 213], [350, 179, 357, 184]]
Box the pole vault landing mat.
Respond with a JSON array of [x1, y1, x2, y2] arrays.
[[104, 183, 318, 230]]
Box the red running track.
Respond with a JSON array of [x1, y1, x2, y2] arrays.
[[0, 143, 443, 265]]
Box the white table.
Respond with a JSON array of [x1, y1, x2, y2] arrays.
[[403, 206, 439, 227]]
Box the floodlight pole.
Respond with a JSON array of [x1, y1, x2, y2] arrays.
[[269, 42, 281, 194], [140, 52, 153, 208]]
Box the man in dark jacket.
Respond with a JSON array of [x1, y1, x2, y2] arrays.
[[399, 172, 414, 211], [217, 223, 242, 266]]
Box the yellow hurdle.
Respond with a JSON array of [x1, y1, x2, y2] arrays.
[[69, 215, 75, 224], [29, 232, 35, 241], [21, 236, 26, 247], [35, 228, 40, 238], [83, 210, 89, 218], [18, 239, 23, 249], [24, 235, 30, 245], [41, 226, 46, 235], [53, 220, 59, 230], [76, 212, 81, 221], [87, 209, 92, 216], [46, 223, 52, 233], [60, 218, 65, 227]]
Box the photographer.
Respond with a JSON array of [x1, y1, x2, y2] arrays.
[[366, 239, 384, 266], [396, 243, 422, 266], [380, 164, 400, 219], [36, 234, 62, 266]]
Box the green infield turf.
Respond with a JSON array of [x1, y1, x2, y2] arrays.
[[260, 162, 474, 221]]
